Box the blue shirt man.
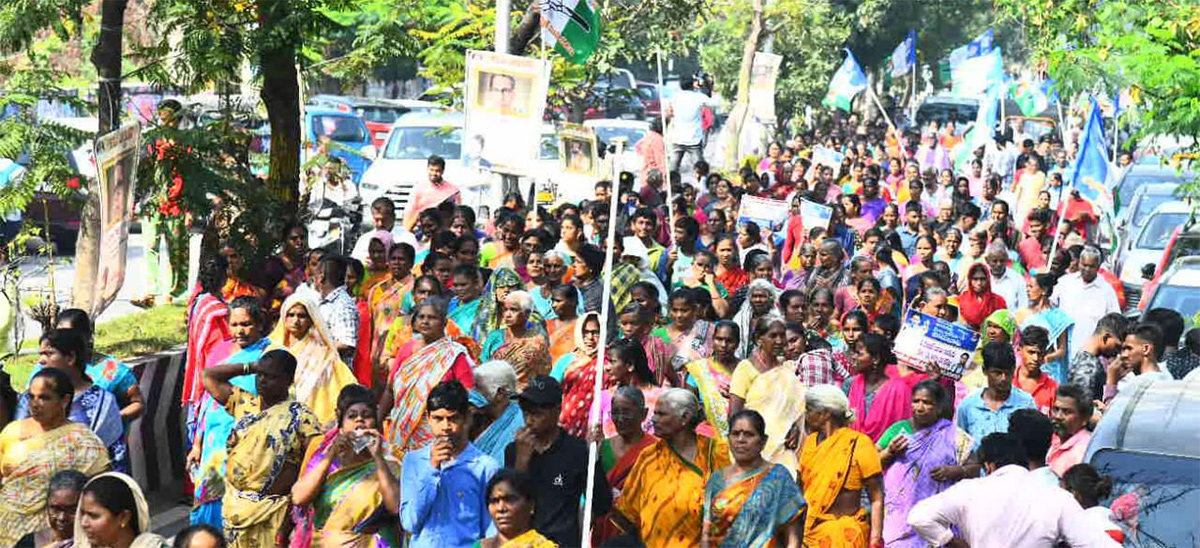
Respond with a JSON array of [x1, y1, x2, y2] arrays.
[[400, 380, 500, 548], [957, 342, 1036, 450]]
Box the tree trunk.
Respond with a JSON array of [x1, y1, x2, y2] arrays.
[[74, 0, 128, 313], [259, 3, 301, 220], [722, 0, 764, 169], [509, 4, 541, 56]]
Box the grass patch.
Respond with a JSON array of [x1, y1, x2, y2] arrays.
[[6, 303, 188, 390]]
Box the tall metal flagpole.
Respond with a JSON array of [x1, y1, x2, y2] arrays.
[[657, 49, 678, 250], [580, 170, 624, 548]]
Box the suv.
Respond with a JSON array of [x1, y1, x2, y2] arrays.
[[1138, 257, 1200, 324], [1111, 165, 1196, 215], [303, 107, 375, 184]]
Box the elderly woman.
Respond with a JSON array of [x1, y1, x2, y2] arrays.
[[555, 312, 601, 438], [481, 290, 551, 388], [800, 384, 884, 548], [612, 388, 731, 547], [33, 470, 89, 547], [269, 293, 357, 426], [291, 384, 401, 547], [0, 369, 110, 546], [805, 239, 850, 294], [702, 410, 805, 548], [731, 279, 780, 358], [380, 297, 475, 455], [728, 251, 775, 316], [728, 315, 806, 477], [471, 360, 525, 463]]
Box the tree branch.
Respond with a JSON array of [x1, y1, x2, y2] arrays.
[[509, 2, 541, 55]]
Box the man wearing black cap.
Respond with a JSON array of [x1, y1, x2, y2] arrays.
[[506, 375, 611, 546]]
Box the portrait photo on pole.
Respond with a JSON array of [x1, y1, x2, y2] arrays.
[[464, 50, 551, 176]]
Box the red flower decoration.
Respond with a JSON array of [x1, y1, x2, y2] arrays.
[[65, 177, 80, 189]]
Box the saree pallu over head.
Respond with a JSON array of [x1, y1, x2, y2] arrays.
[[745, 366, 806, 477], [799, 427, 882, 548], [1021, 308, 1075, 385], [848, 373, 913, 442], [613, 435, 731, 548], [471, 267, 523, 341], [0, 421, 111, 546], [71, 472, 168, 548], [704, 464, 805, 548], [184, 292, 231, 404], [384, 337, 471, 453], [881, 419, 959, 548], [685, 358, 733, 445], [225, 401, 321, 547], [271, 293, 358, 427], [957, 263, 1008, 330], [291, 430, 403, 548], [191, 338, 268, 510]]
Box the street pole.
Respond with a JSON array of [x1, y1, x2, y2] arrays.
[[657, 49, 677, 250], [495, 0, 511, 53], [580, 174, 623, 548]]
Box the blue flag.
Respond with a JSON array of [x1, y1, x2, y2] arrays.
[[888, 31, 918, 78], [1071, 97, 1114, 212], [951, 47, 1003, 98], [822, 49, 868, 112], [948, 28, 994, 69]]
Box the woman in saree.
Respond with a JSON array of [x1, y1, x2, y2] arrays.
[[359, 230, 394, 297], [544, 284, 580, 366], [806, 288, 844, 351], [345, 259, 376, 387], [381, 275, 477, 365], [876, 380, 973, 548], [55, 309, 144, 422], [0, 369, 110, 546], [612, 389, 730, 547], [291, 384, 401, 548], [471, 267, 524, 342], [728, 315, 805, 477], [220, 242, 266, 302], [685, 321, 740, 443], [475, 469, 557, 548], [846, 277, 894, 323], [962, 309, 1017, 394], [185, 258, 231, 419], [269, 293, 357, 427], [1017, 273, 1074, 384], [260, 223, 308, 316], [368, 243, 416, 387], [732, 279, 780, 358], [589, 386, 657, 545], [846, 333, 913, 442], [379, 297, 475, 455], [713, 235, 749, 297], [957, 263, 1008, 331], [480, 291, 551, 388], [205, 349, 323, 547], [799, 384, 884, 548], [901, 235, 938, 287], [661, 288, 716, 371], [74, 472, 170, 548], [186, 296, 270, 530], [555, 312, 601, 438], [702, 410, 804, 548], [471, 360, 525, 462], [598, 338, 662, 438]]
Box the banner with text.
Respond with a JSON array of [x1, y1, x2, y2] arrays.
[[738, 195, 790, 232], [94, 122, 142, 319], [894, 310, 981, 380], [799, 199, 832, 231]]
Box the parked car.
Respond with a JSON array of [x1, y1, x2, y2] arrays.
[[359, 111, 467, 219], [1138, 221, 1200, 311], [636, 82, 662, 119], [1084, 371, 1200, 548], [1138, 257, 1200, 324], [914, 94, 979, 129], [1116, 201, 1191, 296], [1110, 165, 1196, 215], [581, 82, 646, 121], [583, 119, 649, 176], [303, 107, 375, 185], [308, 95, 445, 149], [1119, 183, 1181, 240]]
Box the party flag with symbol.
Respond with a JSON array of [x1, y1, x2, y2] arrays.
[[951, 47, 1003, 98], [1012, 79, 1052, 116], [1072, 96, 1115, 213], [888, 31, 918, 78], [822, 49, 868, 112], [540, 0, 601, 64]]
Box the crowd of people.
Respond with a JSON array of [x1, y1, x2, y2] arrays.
[[2, 84, 1197, 548]]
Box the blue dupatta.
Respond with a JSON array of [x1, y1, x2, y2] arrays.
[[1023, 309, 1075, 384], [473, 401, 524, 463]]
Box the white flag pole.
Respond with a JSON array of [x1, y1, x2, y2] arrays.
[[1048, 100, 1070, 264], [580, 178, 623, 548], [657, 49, 678, 251]]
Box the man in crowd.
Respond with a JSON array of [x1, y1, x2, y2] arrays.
[[1104, 322, 1174, 403], [665, 74, 719, 172], [1054, 246, 1122, 356], [1069, 313, 1128, 400], [957, 342, 1036, 449], [352, 197, 418, 262], [984, 242, 1027, 311], [315, 255, 359, 363], [1047, 384, 1093, 476]]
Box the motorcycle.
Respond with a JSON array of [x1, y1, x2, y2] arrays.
[[305, 196, 362, 256]]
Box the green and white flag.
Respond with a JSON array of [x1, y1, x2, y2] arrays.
[[1012, 79, 1052, 116], [822, 49, 867, 112], [540, 0, 601, 64]]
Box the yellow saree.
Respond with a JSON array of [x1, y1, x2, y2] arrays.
[[271, 293, 357, 427], [743, 365, 805, 478], [0, 420, 110, 546], [223, 394, 322, 548], [297, 432, 403, 548], [613, 435, 731, 548], [798, 427, 881, 548], [684, 358, 733, 445]]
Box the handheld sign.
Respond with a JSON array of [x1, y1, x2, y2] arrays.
[[893, 310, 981, 381], [799, 199, 832, 231], [737, 195, 790, 232]]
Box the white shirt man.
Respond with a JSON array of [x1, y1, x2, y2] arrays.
[[1052, 250, 1120, 356], [666, 83, 718, 147]]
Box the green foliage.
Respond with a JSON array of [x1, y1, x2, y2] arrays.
[[995, 0, 1200, 197], [0, 0, 89, 54]]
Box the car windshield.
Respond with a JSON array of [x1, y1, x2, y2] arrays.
[[382, 126, 462, 160], [311, 115, 367, 143], [592, 126, 647, 146], [356, 107, 405, 124], [1148, 283, 1200, 320], [1132, 194, 1179, 227], [1137, 213, 1190, 249], [1090, 450, 1200, 548], [1167, 235, 1200, 265], [1118, 173, 1185, 207]]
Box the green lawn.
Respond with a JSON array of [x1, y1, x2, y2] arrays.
[[6, 303, 187, 390]]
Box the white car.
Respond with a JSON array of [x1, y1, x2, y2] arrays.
[[1118, 201, 1193, 289]]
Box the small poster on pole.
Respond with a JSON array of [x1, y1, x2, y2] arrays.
[[737, 195, 790, 231], [557, 123, 599, 177], [893, 310, 981, 380], [94, 121, 142, 318]]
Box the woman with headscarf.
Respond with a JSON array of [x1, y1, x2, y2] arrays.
[[555, 312, 602, 438], [72, 472, 169, 548], [471, 266, 524, 342], [291, 384, 401, 548], [957, 263, 1008, 331], [268, 292, 357, 427], [368, 243, 416, 387], [480, 291, 551, 388], [359, 229, 394, 297], [380, 297, 475, 455], [962, 309, 1017, 394], [731, 279, 780, 358], [471, 360, 525, 462], [805, 239, 851, 295], [728, 315, 806, 477]]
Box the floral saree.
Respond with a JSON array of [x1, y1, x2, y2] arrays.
[[743, 365, 806, 477], [704, 464, 804, 548], [368, 274, 414, 386], [0, 421, 110, 546], [292, 431, 403, 548], [384, 337, 471, 454], [483, 329, 551, 389], [684, 358, 733, 445], [881, 419, 961, 548]]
